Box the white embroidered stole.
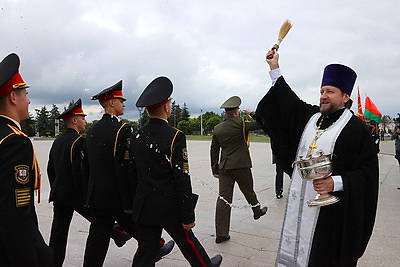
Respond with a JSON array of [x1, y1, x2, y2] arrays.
[[276, 109, 352, 267]]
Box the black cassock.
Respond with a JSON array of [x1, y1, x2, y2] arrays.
[[255, 76, 379, 266]]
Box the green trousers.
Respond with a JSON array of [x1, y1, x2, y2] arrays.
[[215, 168, 261, 237]]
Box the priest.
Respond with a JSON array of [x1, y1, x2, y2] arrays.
[[255, 49, 379, 266]]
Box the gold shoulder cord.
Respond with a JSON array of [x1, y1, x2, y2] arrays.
[[169, 129, 181, 168], [7, 124, 41, 203], [70, 135, 84, 164], [0, 133, 15, 144], [114, 123, 127, 158], [242, 118, 250, 148]]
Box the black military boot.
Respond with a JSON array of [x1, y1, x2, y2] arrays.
[[253, 206, 268, 220]]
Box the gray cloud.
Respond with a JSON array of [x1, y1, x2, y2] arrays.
[[1, 0, 399, 122]]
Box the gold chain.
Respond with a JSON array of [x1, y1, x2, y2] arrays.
[[308, 117, 335, 157]]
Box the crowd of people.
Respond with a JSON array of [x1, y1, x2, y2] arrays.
[[0, 49, 383, 267]]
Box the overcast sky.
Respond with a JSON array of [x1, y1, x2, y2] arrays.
[[2, 0, 399, 122]]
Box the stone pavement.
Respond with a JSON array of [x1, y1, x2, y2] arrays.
[[32, 139, 400, 266]]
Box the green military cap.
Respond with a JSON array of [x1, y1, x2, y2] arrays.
[[220, 96, 241, 109]]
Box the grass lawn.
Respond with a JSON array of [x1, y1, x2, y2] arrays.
[[186, 135, 270, 142]]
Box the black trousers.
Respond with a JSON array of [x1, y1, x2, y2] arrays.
[[50, 203, 131, 266], [83, 208, 138, 267], [49, 203, 91, 267], [0, 208, 53, 267], [133, 223, 210, 267], [275, 162, 284, 194]]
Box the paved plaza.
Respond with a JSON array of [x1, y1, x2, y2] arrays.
[[32, 139, 400, 266]]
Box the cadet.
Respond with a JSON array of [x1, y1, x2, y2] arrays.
[[0, 53, 53, 266], [83, 81, 174, 266], [210, 96, 267, 244], [47, 98, 131, 266], [131, 76, 222, 267]]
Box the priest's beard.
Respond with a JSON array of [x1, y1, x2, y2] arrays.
[[319, 102, 344, 116]]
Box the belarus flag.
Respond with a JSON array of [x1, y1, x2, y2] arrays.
[[364, 96, 382, 123]]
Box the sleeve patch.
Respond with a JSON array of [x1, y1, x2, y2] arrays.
[[124, 150, 130, 160], [182, 148, 188, 161], [183, 162, 189, 173], [15, 165, 30, 185], [15, 188, 31, 207]]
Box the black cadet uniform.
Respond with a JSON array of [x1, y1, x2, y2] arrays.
[[48, 127, 88, 266], [0, 53, 53, 266], [48, 99, 89, 266], [84, 81, 174, 266], [48, 99, 131, 266], [131, 77, 221, 267], [83, 81, 137, 266]]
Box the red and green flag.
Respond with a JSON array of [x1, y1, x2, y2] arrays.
[[364, 96, 382, 123]]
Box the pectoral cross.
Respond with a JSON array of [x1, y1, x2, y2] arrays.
[[308, 139, 318, 156]]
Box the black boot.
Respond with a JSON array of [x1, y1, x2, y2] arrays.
[[111, 223, 132, 247], [253, 206, 268, 220], [215, 235, 230, 244], [209, 254, 223, 267], [155, 240, 175, 262]]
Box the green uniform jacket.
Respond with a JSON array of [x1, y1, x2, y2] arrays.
[[210, 116, 261, 174]]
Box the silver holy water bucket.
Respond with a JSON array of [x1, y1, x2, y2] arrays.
[[294, 153, 339, 207], [295, 153, 332, 181]]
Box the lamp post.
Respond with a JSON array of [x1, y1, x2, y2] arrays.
[[138, 107, 143, 129], [200, 109, 203, 136], [54, 118, 60, 136]]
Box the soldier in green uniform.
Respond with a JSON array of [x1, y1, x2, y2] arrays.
[[210, 96, 268, 244], [0, 53, 53, 266]]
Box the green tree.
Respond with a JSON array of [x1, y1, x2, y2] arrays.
[[49, 104, 61, 135], [201, 111, 218, 122], [139, 108, 149, 128], [189, 117, 201, 134], [21, 113, 36, 136], [205, 115, 222, 134], [168, 101, 182, 127], [181, 103, 190, 121], [35, 106, 51, 136], [177, 120, 191, 134], [178, 117, 202, 135], [122, 118, 139, 132]]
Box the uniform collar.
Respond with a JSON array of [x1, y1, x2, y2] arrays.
[[103, 113, 121, 122], [149, 118, 169, 124], [0, 115, 21, 129], [66, 127, 79, 134]]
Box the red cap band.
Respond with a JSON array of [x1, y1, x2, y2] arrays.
[[0, 73, 26, 98], [97, 90, 125, 103], [146, 97, 171, 111], [60, 107, 85, 121]]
